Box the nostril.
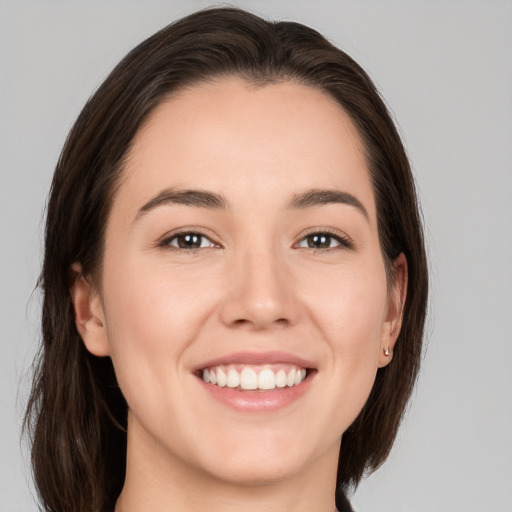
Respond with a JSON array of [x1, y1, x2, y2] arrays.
[[232, 317, 289, 328], [218, 289, 298, 329]]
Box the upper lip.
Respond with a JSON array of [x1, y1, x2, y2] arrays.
[[193, 351, 316, 372]]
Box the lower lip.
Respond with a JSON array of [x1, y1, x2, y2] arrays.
[[197, 373, 314, 412]]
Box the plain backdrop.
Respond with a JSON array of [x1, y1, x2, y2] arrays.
[[1, 1, 511, 511]]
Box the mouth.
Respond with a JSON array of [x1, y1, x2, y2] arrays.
[[196, 364, 312, 392], [192, 352, 316, 411]]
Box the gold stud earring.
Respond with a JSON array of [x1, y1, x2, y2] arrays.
[[384, 346, 391, 356]]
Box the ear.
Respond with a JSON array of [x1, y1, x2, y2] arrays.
[[70, 262, 110, 357], [379, 253, 408, 368]]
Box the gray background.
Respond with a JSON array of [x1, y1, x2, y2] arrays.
[[1, 1, 511, 511]]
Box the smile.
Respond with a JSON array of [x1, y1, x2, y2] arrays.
[[201, 364, 308, 391], [194, 352, 316, 412]]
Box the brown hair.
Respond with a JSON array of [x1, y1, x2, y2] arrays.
[[25, 7, 428, 512]]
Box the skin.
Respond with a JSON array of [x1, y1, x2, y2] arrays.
[[71, 78, 406, 512]]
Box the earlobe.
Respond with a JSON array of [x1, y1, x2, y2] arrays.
[[70, 263, 110, 357], [379, 253, 408, 368]]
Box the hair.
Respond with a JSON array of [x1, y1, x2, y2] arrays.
[[25, 7, 428, 512]]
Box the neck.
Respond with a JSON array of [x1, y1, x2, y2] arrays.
[[115, 418, 339, 512]]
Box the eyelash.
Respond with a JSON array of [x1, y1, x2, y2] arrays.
[[157, 229, 353, 252], [157, 230, 219, 251], [294, 229, 354, 251]]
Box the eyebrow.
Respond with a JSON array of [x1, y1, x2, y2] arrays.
[[135, 188, 229, 221], [134, 187, 368, 221], [288, 189, 369, 220]]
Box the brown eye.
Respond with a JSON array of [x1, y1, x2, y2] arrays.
[[306, 234, 333, 249], [164, 232, 215, 249], [296, 232, 352, 250]]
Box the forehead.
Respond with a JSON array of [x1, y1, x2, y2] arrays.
[[118, 77, 376, 220]]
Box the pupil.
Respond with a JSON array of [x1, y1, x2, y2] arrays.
[[178, 234, 201, 248], [308, 234, 330, 248]]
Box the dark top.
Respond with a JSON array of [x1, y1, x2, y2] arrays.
[[336, 489, 355, 512]]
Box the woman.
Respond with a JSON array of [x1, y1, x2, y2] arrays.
[[25, 7, 428, 512]]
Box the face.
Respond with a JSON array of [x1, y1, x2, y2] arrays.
[[73, 78, 405, 488]]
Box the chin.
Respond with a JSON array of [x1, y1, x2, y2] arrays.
[[199, 450, 308, 486], [184, 423, 335, 487]]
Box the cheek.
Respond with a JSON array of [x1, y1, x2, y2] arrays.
[[100, 254, 220, 390], [104, 251, 215, 337], [303, 259, 388, 349], [301, 260, 388, 416]]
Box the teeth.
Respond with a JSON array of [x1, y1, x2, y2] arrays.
[[240, 367, 258, 390], [258, 368, 275, 390], [275, 370, 287, 388], [201, 364, 308, 391], [227, 369, 240, 388], [217, 368, 227, 387]]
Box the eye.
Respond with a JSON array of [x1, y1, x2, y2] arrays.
[[296, 232, 352, 250], [160, 232, 217, 250]]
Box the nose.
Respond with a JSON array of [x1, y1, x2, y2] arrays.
[[218, 247, 300, 331]]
